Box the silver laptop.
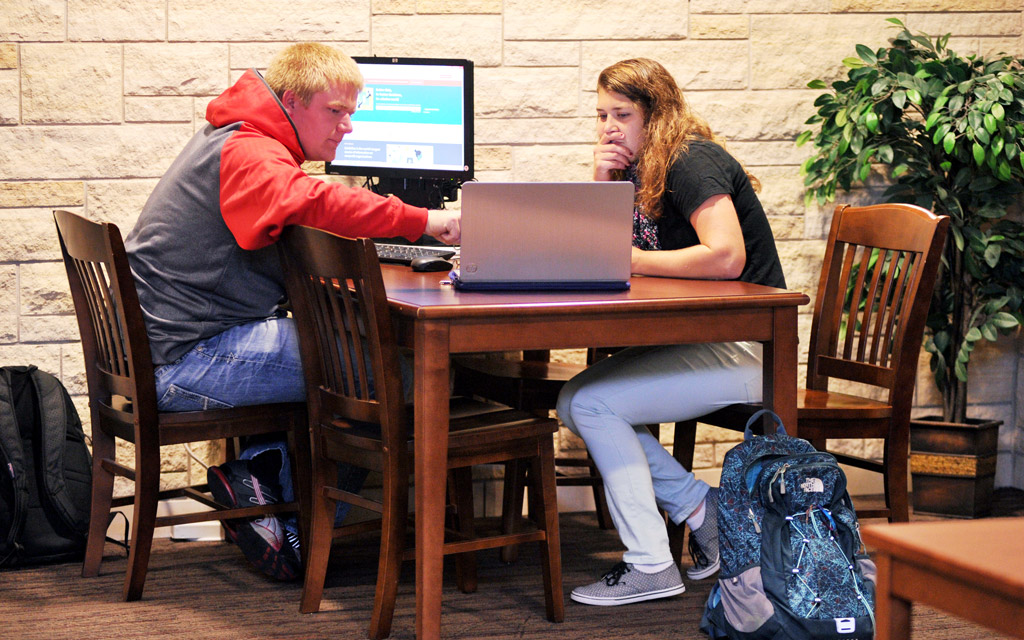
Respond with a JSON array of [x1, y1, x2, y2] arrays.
[[450, 181, 634, 291]]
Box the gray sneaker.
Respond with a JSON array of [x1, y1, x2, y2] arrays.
[[686, 487, 720, 580], [570, 561, 685, 606]]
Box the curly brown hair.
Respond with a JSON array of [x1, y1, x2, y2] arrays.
[[597, 58, 759, 220]]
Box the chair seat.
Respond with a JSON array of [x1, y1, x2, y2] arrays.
[[452, 356, 586, 409], [798, 388, 891, 421]]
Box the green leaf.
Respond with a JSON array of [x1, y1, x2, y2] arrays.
[[984, 243, 1002, 267], [991, 312, 1020, 329], [973, 142, 986, 166], [943, 131, 955, 154], [981, 323, 999, 341], [856, 44, 878, 65], [965, 327, 983, 342], [892, 163, 909, 177], [892, 90, 907, 109], [984, 113, 998, 134], [807, 79, 828, 90], [836, 108, 848, 127], [907, 88, 922, 104], [795, 130, 813, 147], [992, 102, 1005, 121], [925, 111, 941, 130], [998, 159, 1012, 181], [865, 110, 879, 133], [878, 144, 893, 163], [975, 127, 991, 146], [843, 57, 867, 69]]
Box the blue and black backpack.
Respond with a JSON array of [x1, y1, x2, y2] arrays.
[[701, 410, 876, 640]]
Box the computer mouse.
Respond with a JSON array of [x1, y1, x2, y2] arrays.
[[410, 255, 454, 272]]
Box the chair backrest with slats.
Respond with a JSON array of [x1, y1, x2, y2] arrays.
[[277, 226, 408, 456], [53, 210, 158, 436], [806, 203, 949, 409]]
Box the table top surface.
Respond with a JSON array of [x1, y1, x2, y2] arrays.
[[861, 518, 1024, 598], [380, 265, 809, 318]]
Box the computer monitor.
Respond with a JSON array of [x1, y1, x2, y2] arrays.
[[326, 56, 474, 209]]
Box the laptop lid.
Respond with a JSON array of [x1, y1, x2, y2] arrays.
[[452, 181, 634, 291]]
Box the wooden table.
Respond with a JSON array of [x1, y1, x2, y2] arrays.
[[380, 266, 809, 638], [862, 518, 1024, 640]]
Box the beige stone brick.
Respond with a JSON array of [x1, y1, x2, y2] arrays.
[[20, 315, 80, 343], [776, 239, 825, 301], [907, 11, 1023, 37], [69, 0, 166, 42], [85, 179, 159, 231], [125, 97, 195, 123], [0, 208, 64, 262], [168, 0, 369, 41], [0, 70, 18, 125], [125, 44, 229, 97], [61, 345, 88, 397], [697, 423, 744, 443], [581, 41, 749, 92], [417, 0, 501, 13], [370, 15, 502, 66], [729, 140, 811, 167], [0, 124, 193, 181], [755, 165, 810, 218], [20, 261, 72, 315], [691, 0, 828, 12], [0, 44, 17, 69], [687, 89, 818, 142], [509, 145, 593, 182], [978, 37, 1024, 60], [475, 116, 593, 146], [750, 15, 895, 90], [474, 145, 512, 171], [476, 67, 580, 117], [21, 44, 123, 124], [503, 41, 581, 67], [0, 0, 65, 41], [0, 265, 15, 313], [373, 0, 416, 13], [505, 0, 687, 41], [0, 181, 84, 208], [833, 0, 1020, 11], [0, 344, 62, 374], [691, 14, 749, 39], [693, 443, 715, 469]]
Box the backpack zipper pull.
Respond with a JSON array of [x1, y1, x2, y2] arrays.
[[748, 507, 761, 534]]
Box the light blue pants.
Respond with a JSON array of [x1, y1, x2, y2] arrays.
[[556, 342, 763, 565]]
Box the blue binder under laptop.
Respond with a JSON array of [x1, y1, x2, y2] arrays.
[[450, 182, 634, 291]]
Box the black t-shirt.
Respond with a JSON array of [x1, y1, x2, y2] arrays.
[[655, 139, 786, 289]]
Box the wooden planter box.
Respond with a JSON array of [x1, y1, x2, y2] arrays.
[[909, 416, 1001, 519]]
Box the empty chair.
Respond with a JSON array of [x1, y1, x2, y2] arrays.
[[674, 203, 949, 522], [277, 225, 563, 639], [53, 209, 308, 601]]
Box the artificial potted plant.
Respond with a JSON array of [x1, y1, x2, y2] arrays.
[[797, 19, 1024, 516]]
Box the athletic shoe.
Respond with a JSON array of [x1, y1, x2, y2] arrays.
[[686, 487, 720, 580], [570, 561, 685, 606], [207, 459, 300, 581]]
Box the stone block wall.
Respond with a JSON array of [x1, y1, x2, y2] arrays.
[[2, 1, 1023, 494]]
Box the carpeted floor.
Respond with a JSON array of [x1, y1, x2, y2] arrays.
[[5, 489, 1023, 639]]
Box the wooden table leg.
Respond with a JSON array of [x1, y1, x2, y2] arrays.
[[415, 321, 451, 640], [765, 305, 799, 434], [872, 552, 912, 640]]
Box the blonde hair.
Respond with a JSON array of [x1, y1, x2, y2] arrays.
[[597, 58, 759, 220], [264, 43, 363, 106]]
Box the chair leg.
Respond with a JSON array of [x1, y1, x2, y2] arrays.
[[534, 442, 564, 623], [499, 460, 527, 563], [299, 457, 338, 614], [123, 458, 160, 601], [884, 446, 910, 523], [450, 467, 478, 594], [287, 417, 314, 566], [82, 433, 116, 578], [369, 460, 408, 640]]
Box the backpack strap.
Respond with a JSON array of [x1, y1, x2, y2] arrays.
[[744, 409, 787, 440], [29, 368, 88, 535], [0, 365, 34, 564]]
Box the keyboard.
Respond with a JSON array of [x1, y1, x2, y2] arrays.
[[374, 243, 457, 266]]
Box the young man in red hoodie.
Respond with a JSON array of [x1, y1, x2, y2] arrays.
[[125, 43, 459, 579]]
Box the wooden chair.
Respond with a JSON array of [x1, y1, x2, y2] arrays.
[[53, 210, 309, 601], [674, 203, 949, 523], [277, 225, 563, 639]]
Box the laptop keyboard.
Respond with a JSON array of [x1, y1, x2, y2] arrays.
[[374, 243, 456, 265]]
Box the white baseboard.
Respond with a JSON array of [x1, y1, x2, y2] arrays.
[[106, 498, 225, 542]]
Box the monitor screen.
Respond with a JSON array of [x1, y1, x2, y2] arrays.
[[326, 56, 474, 182]]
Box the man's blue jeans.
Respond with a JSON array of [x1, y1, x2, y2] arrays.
[[153, 316, 368, 529]]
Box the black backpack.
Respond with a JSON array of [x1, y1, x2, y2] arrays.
[[0, 365, 92, 567]]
